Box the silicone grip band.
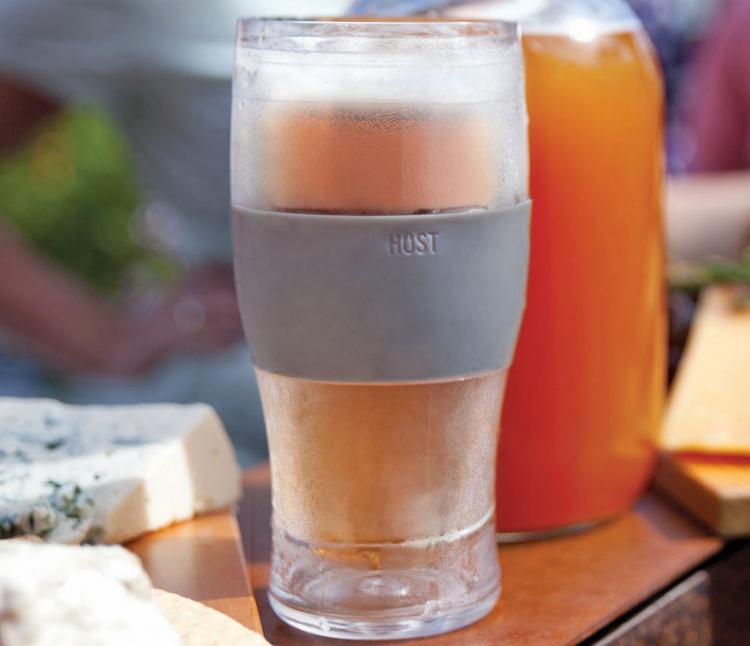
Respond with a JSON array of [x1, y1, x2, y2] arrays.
[[233, 201, 531, 382]]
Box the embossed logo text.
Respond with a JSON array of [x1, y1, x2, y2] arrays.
[[388, 232, 439, 256]]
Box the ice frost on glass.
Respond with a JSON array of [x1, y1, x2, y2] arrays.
[[231, 21, 528, 213]]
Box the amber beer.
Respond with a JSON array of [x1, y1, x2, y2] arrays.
[[245, 100, 515, 554], [262, 104, 503, 213], [231, 19, 529, 639], [250, 103, 507, 548]]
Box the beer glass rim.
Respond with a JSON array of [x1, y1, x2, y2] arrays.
[[236, 17, 519, 54]]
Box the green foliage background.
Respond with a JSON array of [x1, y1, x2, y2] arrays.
[[0, 107, 173, 296]]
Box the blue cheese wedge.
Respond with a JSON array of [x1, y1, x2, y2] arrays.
[[0, 541, 181, 646], [0, 398, 242, 544]]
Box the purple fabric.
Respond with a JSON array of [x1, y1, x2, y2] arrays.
[[347, 0, 461, 15], [683, 0, 750, 171]]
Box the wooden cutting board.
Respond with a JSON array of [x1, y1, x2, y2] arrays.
[[655, 453, 750, 538], [127, 509, 263, 634]]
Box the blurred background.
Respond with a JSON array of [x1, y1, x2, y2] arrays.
[[0, 0, 748, 463], [0, 0, 711, 256]]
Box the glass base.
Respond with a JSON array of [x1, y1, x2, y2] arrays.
[[496, 517, 609, 544], [269, 513, 500, 640], [269, 584, 499, 641]]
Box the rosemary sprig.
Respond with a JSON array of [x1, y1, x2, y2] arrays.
[[669, 248, 750, 308]]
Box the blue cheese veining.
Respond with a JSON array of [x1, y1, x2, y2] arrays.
[[0, 398, 242, 544]]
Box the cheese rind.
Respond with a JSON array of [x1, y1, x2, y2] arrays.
[[0, 398, 241, 544], [153, 590, 270, 646], [0, 541, 181, 646]]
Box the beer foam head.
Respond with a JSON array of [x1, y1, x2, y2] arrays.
[[234, 19, 522, 105]]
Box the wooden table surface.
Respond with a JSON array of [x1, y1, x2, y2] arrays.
[[239, 464, 724, 645], [128, 510, 263, 634]]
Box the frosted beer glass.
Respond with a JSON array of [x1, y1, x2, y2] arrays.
[[231, 19, 530, 640]]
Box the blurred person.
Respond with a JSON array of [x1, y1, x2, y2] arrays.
[[666, 0, 750, 261], [0, 218, 242, 377], [0, 0, 351, 463], [681, 0, 750, 172]]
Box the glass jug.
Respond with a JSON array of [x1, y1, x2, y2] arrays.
[[434, 0, 666, 539]]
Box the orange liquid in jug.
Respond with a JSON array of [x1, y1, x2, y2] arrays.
[[497, 28, 666, 533]]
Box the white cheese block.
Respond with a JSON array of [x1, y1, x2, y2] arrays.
[[0, 541, 181, 646], [0, 398, 242, 544]]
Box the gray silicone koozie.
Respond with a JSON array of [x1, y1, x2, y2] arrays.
[[233, 200, 531, 383]]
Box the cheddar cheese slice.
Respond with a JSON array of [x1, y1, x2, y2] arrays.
[[662, 286, 750, 454]]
